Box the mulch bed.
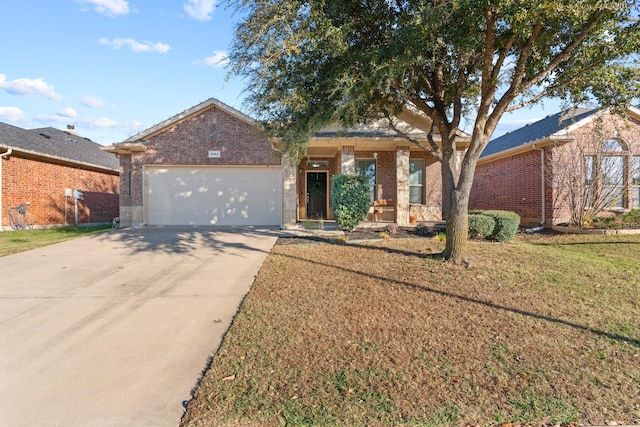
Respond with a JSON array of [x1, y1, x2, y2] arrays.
[[276, 224, 440, 246]]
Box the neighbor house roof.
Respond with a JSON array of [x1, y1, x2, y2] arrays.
[[0, 122, 119, 172], [481, 108, 595, 158]]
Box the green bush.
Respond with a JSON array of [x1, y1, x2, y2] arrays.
[[471, 210, 520, 242], [331, 174, 371, 231], [622, 209, 640, 226], [468, 213, 495, 239], [591, 216, 622, 229]]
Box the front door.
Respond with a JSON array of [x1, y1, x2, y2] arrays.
[[306, 172, 327, 219]]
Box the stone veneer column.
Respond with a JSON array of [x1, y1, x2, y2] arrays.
[[341, 146, 355, 174], [396, 146, 410, 225], [281, 155, 298, 228]]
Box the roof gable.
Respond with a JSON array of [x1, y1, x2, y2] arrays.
[[0, 122, 118, 171], [123, 98, 256, 143]]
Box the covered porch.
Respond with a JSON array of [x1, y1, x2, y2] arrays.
[[279, 111, 471, 229], [293, 137, 443, 226]]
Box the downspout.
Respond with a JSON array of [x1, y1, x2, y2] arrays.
[[0, 148, 13, 232], [533, 145, 546, 226]]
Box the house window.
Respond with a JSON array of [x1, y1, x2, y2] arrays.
[[633, 156, 640, 208], [356, 159, 376, 202], [601, 139, 626, 208], [409, 159, 425, 204], [584, 156, 594, 186], [584, 139, 630, 209]]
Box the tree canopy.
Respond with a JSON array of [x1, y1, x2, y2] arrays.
[[228, 0, 640, 262]]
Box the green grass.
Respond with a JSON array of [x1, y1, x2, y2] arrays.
[[180, 233, 640, 426], [0, 225, 112, 257]]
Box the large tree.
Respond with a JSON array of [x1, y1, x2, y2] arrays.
[[228, 0, 640, 263]]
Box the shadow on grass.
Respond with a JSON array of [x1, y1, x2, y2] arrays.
[[275, 249, 640, 349], [531, 240, 640, 247], [277, 235, 446, 259], [91, 227, 639, 350]]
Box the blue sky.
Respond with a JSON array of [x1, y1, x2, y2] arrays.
[[0, 0, 560, 145]]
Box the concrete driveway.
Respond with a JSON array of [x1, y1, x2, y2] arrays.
[[0, 226, 278, 426]]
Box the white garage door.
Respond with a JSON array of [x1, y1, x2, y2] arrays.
[[146, 166, 282, 226]]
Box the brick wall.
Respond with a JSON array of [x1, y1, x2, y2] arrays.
[[470, 150, 545, 225], [2, 155, 119, 227], [123, 105, 279, 208]]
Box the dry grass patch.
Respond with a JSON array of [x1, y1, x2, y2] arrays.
[[181, 234, 640, 427], [0, 225, 112, 257]]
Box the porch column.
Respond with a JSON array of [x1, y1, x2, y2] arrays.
[[281, 154, 298, 228], [396, 146, 410, 225], [341, 146, 355, 174]]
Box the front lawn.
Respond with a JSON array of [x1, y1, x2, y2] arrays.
[[0, 225, 112, 257], [181, 233, 640, 426]]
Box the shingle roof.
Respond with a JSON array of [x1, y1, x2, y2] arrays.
[[482, 108, 596, 157], [0, 122, 118, 171]]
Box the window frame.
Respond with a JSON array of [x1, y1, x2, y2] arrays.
[[600, 139, 627, 209], [355, 158, 376, 203], [632, 156, 640, 209], [409, 158, 425, 205]]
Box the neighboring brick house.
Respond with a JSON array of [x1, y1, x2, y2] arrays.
[[103, 98, 471, 228], [0, 122, 119, 230], [470, 107, 640, 226]]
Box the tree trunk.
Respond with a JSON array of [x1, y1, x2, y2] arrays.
[[443, 190, 469, 263], [440, 140, 480, 264]]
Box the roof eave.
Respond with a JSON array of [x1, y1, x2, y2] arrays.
[[478, 135, 575, 165], [1, 145, 119, 173], [101, 142, 147, 155]]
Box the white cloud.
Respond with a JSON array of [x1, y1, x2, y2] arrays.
[[203, 50, 229, 68], [0, 106, 27, 123], [58, 107, 78, 118], [184, 0, 216, 21], [34, 114, 70, 125], [77, 0, 130, 16], [82, 117, 118, 128], [122, 120, 148, 135], [35, 113, 118, 130], [99, 37, 171, 53], [0, 74, 63, 101], [81, 95, 107, 108]]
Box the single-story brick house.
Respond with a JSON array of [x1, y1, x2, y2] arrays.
[[469, 107, 640, 226], [0, 122, 119, 230], [103, 98, 469, 228]]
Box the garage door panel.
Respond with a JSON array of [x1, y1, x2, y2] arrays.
[[147, 167, 282, 226]]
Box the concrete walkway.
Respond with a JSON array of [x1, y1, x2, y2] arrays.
[[0, 226, 278, 426]]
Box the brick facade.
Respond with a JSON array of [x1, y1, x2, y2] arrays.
[[470, 150, 547, 225], [297, 147, 443, 223], [2, 155, 119, 227]]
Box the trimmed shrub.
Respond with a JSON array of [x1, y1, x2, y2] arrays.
[[468, 213, 495, 239], [591, 216, 622, 229], [331, 174, 371, 231], [471, 210, 520, 242], [622, 209, 640, 227]]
